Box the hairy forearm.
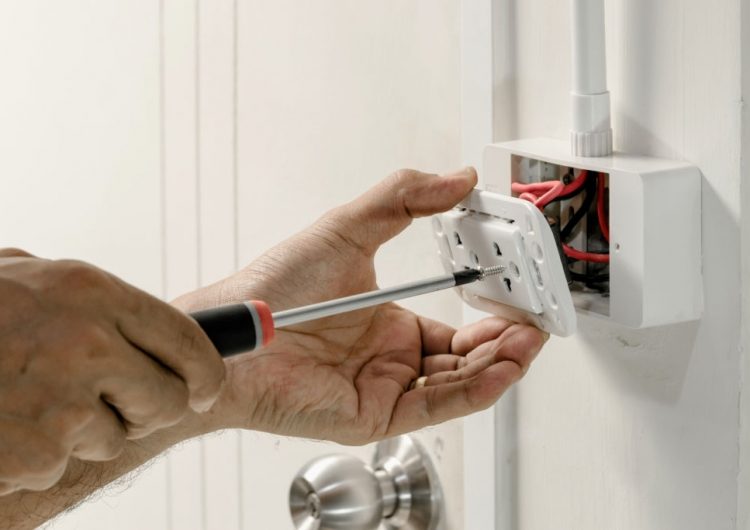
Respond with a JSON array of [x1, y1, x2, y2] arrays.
[[0, 410, 216, 529]]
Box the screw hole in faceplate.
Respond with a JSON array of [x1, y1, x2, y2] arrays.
[[531, 260, 544, 288], [532, 242, 544, 262], [454, 232, 463, 247], [493, 242, 503, 256], [547, 291, 559, 309], [509, 262, 521, 280], [432, 217, 444, 235]]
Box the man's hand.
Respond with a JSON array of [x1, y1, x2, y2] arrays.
[[177, 168, 548, 444], [0, 250, 225, 495]]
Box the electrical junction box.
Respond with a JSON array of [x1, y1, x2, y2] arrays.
[[478, 138, 703, 328]]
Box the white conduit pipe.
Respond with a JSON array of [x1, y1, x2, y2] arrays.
[[570, 0, 613, 157]]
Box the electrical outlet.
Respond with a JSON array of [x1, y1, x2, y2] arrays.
[[484, 138, 703, 328], [433, 190, 577, 337]]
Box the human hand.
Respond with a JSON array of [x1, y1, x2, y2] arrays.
[[177, 169, 548, 445], [0, 250, 225, 494]]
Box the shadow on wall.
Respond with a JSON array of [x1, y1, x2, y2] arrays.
[[492, 0, 519, 142], [576, 174, 736, 408], [577, 315, 698, 404]]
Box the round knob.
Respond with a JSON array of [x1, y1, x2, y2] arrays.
[[289, 454, 384, 530], [289, 436, 443, 530]]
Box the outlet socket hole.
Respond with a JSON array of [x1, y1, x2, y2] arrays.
[[509, 262, 521, 280], [531, 260, 544, 288], [454, 232, 463, 247], [432, 217, 444, 235], [547, 291, 559, 309], [532, 242, 544, 262], [503, 278, 512, 293], [493, 242, 503, 256], [470, 251, 480, 266]]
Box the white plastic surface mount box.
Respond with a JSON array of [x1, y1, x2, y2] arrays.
[[434, 191, 577, 337], [484, 138, 703, 328]]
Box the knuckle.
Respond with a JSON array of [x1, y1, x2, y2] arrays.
[[94, 426, 127, 460], [34, 443, 69, 476], [0, 247, 33, 258], [73, 322, 113, 355], [391, 168, 419, 185], [19, 436, 69, 480], [130, 375, 190, 435], [54, 260, 110, 292], [42, 400, 96, 441]]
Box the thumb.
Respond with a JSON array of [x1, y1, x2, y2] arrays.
[[331, 167, 478, 254]]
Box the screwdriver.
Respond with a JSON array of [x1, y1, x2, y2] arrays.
[[190, 265, 505, 357]]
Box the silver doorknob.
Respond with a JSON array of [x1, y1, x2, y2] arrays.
[[289, 435, 443, 530]]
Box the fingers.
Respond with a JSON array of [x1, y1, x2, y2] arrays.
[[417, 316, 456, 356], [331, 167, 478, 253], [419, 316, 515, 374], [424, 324, 546, 386], [114, 284, 225, 413], [389, 324, 547, 434], [450, 317, 516, 355], [65, 401, 127, 461], [93, 339, 191, 440]]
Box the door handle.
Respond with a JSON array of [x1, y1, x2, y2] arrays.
[[289, 435, 443, 530]]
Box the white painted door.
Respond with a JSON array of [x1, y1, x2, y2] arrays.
[[1, 1, 469, 529]]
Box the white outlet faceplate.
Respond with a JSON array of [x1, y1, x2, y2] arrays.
[[433, 190, 577, 337], [484, 138, 703, 328]]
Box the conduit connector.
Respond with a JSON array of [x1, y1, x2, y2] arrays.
[[570, 0, 613, 157]]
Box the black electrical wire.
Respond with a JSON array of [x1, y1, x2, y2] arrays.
[[560, 173, 598, 242], [569, 271, 609, 284]]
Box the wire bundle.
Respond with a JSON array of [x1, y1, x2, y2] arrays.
[[512, 169, 610, 283]]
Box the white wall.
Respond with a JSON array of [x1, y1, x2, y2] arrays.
[[489, 0, 747, 529], [0, 1, 466, 529]]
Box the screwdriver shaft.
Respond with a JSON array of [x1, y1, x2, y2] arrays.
[[272, 265, 504, 329]]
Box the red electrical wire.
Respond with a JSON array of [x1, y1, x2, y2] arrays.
[[563, 244, 610, 264], [512, 183, 565, 210], [535, 181, 565, 208], [511, 169, 589, 198], [513, 169, 609, 265], [511, 182, 557, 194], [560, 169, 589, 196], [597, 174, 610, 242]]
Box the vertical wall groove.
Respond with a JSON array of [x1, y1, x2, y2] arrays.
[[157, 0, 173, 527], [193, 1, 209, 527], [232, 1, 244, 527]]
